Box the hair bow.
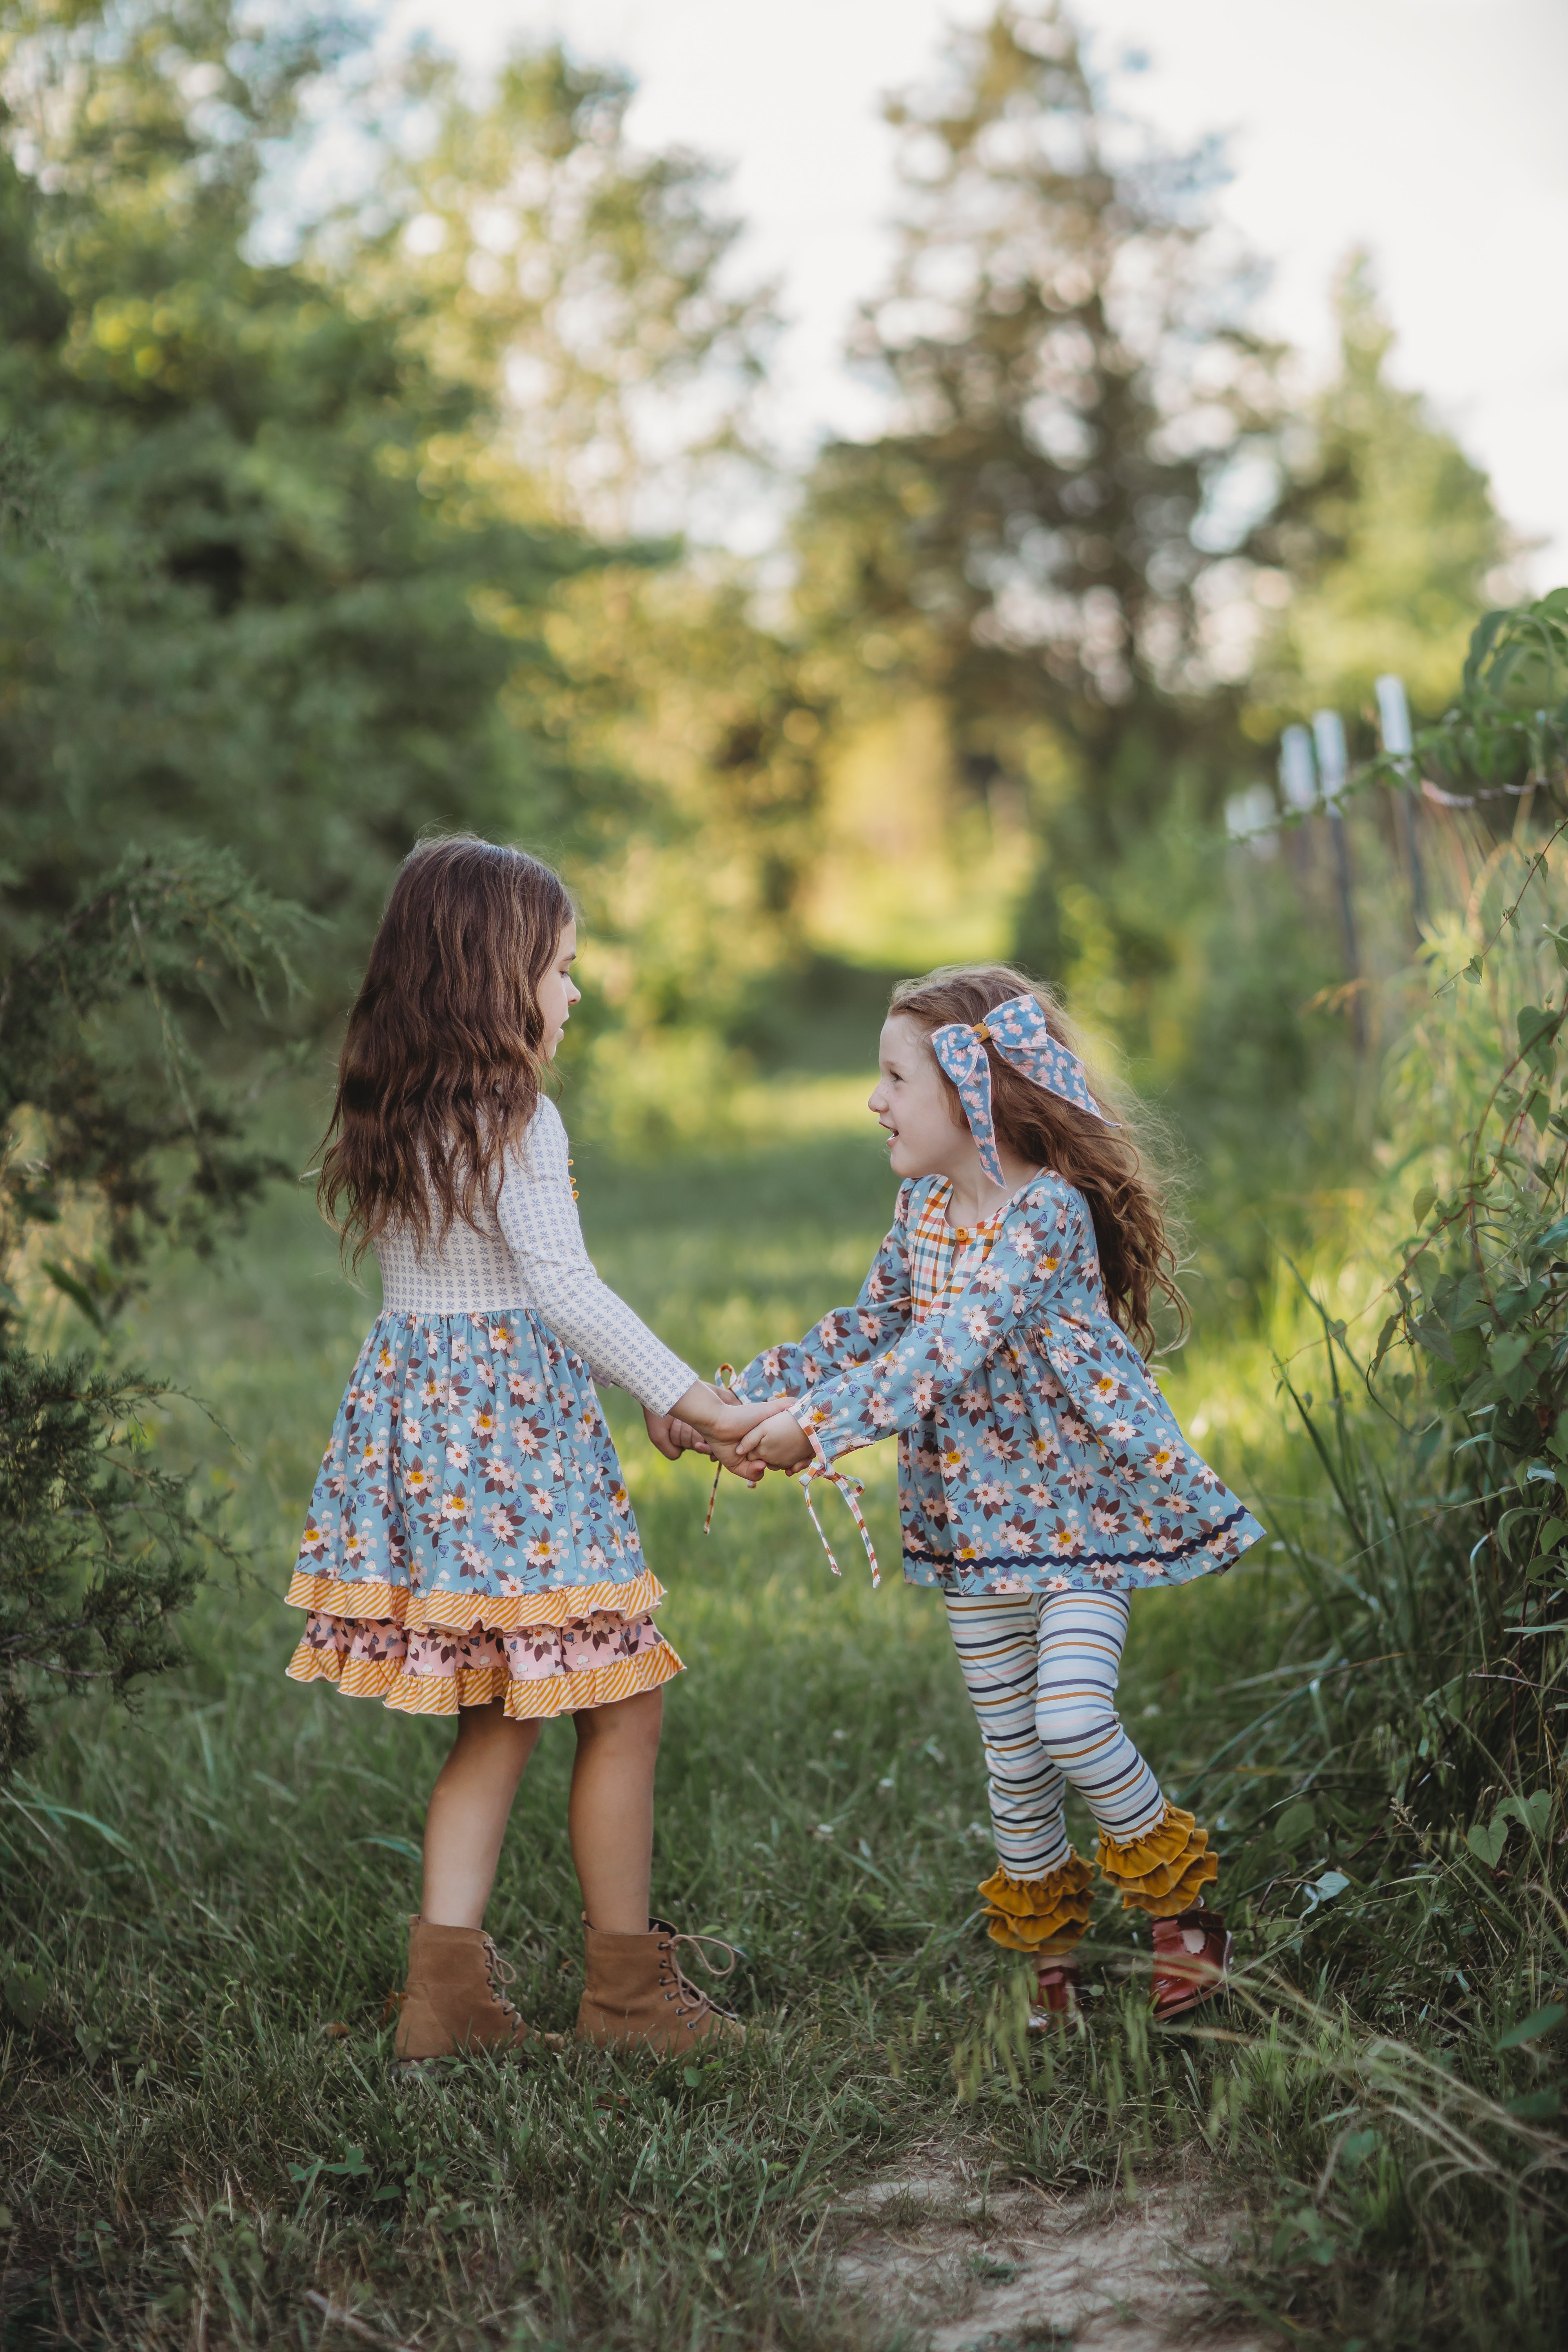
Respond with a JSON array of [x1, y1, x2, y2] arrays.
[[929, 994, 1112, 1187]]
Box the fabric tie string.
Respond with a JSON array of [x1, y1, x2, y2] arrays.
[[797, 1456, 881, 1588], [930, 992, 1112, 1189], [701, 1366, 880, 1586], [701, 1365, 737, 1536]]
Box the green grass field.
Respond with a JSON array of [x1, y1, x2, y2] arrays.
[[3, 1094, 1563, 2348]]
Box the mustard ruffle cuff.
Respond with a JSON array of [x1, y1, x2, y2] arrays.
[[976, 1854, 1095, 1953], [1096, 1804, 1219, 1918]]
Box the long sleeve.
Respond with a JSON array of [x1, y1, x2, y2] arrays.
[[799, 1177, 1082, 1462], [731, 1185, 916, 1403], [496, 1100, 697, 1414]]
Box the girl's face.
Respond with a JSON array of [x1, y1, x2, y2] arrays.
[[537, 920, 581, 1061], [869, 1013, 969, 1180]]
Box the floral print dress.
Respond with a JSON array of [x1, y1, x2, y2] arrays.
[[733, 1172, 1263, 1595], [285, 1099, 696, 1719]]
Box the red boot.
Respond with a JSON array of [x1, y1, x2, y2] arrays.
[[1029, 1955, 1089, 2030], [1149, 1902, 1232, 2020]]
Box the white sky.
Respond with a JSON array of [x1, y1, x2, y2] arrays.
[[381, 0, 1568, 582]]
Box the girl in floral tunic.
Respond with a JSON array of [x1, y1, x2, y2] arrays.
[[289, 836, 743, 2061], [701, 964, 1263, 2023]]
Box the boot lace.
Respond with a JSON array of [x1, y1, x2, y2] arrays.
[[481, 1935, 523, 2019], [656, 1928, 737, 2026]]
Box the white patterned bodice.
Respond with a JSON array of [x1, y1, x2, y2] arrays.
[[373, 1098, 695, 1414]]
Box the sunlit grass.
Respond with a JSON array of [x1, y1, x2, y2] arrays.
[[4, 1100, 1566, 2348]]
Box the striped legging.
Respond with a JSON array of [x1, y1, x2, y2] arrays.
[[945, 1587, 1167, 1878]]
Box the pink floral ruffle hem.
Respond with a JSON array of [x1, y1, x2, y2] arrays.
[[286, 1604, 682, 1720]]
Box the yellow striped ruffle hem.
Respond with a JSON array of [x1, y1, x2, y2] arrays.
[[285, 1564, 666, 1632]]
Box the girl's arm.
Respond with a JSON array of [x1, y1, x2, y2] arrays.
[[729, 1184, 916, 1403], [497, 1101, 699, 1415], [788, 1178, 1083, 1465]]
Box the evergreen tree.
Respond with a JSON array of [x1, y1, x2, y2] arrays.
[[0, 397, 308, 1773], [0, 837, 308, 1775], [0, 2, 633, 998], [791, 0, 1289, 963], [0, 840, 307, 1775], [0, 0, 815, 1058]]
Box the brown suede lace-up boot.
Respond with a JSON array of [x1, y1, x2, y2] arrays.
[[575, 1915, 744, 2052], [394, 1916, 540, 2064]]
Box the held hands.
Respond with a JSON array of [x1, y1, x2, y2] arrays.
[[657, 1381, 813, 1482], [643, 1391, 746, 1462], [660, 1381, 773, 1485], [642, 1403, 686, 1461], [670, 1380, 771, 1447], [734, 1410, 814, 1472], [681, 1419, 766, 1485]]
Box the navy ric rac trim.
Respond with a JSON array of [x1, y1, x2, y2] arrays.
[[902, 1501, 1254, 1578]]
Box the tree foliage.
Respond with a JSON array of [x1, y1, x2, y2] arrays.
[[1244, 256, 1514, 735], [0, 0, 826, 1088], [1, 844, 306, 1325], [787, 2, 1512, 1020], [0, 0, 635, 999], [0, 1352, 224, 1775], [0, 839, 304, 1774], [793, 8, 1287, 864], [0, 202, 312, 1771], [1205, 596, 1568, 1906], [353, 41, 777, 535]]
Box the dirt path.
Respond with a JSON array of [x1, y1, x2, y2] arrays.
[[829, 2153, 1262, 2351]]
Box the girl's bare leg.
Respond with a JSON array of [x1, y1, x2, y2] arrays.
[[568, 1687, 664, 1933], [421, 1700, 542, 1928]]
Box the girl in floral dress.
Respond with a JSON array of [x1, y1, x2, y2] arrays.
[[699, 965, 1264, 2024], [287, 836, 743, 2061]]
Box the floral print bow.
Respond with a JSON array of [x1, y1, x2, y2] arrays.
[[930, 993, 1112, 1186]]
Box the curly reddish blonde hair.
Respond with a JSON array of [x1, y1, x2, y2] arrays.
[[888, 963, 1186, 1354]]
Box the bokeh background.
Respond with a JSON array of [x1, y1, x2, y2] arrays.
[[4, 6, 1568, 2347], [4, 0, 1561, 1199]]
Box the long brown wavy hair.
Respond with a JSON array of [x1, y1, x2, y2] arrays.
[[888, 963, 1186, 1354], [318, 836, 575, 1266]]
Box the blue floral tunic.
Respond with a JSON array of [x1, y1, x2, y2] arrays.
[[733, 1172, 1263, 1595]]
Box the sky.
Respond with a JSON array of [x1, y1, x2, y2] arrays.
[[380, 0, 1568, 582]]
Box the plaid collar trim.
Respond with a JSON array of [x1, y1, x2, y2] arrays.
[[909, 1180, 1007, 1322]]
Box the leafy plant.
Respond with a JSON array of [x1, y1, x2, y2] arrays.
[[0, 846, 301, 1770], [1404, 587, 1568, 809], [0, 1351, 230, 1773], [0, 210, 312, 1772], [0, 844, 307, 1330], [1198, 595, 1568, 1973]]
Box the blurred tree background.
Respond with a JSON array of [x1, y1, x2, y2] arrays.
[[10, 11, 1568, 2342], [0, 0, 1516, 1234]]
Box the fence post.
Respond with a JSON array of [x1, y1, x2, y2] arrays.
[[1376, 673, 1426, 939], [1312, 709, 1366, 1052]]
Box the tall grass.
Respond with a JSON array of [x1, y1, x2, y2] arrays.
[[4, 971, 1568, 2346]]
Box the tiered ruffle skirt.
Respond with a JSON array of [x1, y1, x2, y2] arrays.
[[285, 1308, 682, 1720]]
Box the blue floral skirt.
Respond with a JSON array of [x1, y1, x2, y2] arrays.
[[285, 1308, 682, 1719]]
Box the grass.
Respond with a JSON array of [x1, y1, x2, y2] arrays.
[[4, 1091, 1567, 2348]]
